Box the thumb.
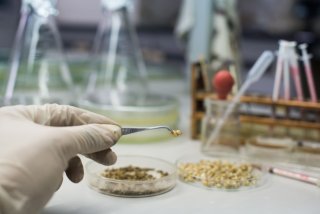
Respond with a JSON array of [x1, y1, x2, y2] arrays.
[[59, 124, 122, 157]]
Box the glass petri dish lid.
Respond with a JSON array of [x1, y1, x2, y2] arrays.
[[80, 91, 178, 112], [0, 95, 73, 107], [243, 136, 295, 163], [246, 136, 295, 149], [85, 155, 177, 197], [176, 153, 268, 191]]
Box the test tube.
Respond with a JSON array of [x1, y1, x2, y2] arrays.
[[272, 41, 285, 101], [269, 166, 320, 187], [299, 44, 317, 102], [283, 46, 290, 100], [287, 42, 304, 101]]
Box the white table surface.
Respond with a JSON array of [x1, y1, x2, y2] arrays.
[[43, 137, 320, 214], [43, 81, 320, 214]]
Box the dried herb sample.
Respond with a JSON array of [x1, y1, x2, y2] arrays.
[[91, 165, 174, 197], [178, 160, 258, 189], [101, 166, 168, 181]]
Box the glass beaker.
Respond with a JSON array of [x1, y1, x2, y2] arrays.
[[3, 0, 74, 105], [201, 98, 240, 155], [84, 0, 148, 104]]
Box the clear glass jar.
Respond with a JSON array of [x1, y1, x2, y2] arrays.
[[201, 98, 240, 155]]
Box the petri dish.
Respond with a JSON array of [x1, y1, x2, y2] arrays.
[[243, 136, 295, 163], [85, 155, 177, 197], [0, 96, 67, 106], [79, 93, 179, 143], [176, 153, 268, 191], [293, 142, 320, 168]]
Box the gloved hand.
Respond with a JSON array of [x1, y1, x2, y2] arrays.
[[0, 104, 122, 214]]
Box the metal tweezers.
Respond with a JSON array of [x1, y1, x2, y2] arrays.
[[121, 126, 177, 136]]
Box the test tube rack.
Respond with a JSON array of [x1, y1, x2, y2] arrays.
[[191, 61, 320, 142]]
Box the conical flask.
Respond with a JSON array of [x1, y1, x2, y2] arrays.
[[3, 0, 74, 105], [79, 0, 179, 143], [84, 0, 148, 106]]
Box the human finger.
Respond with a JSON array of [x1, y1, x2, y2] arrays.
[[85, 148, 117, 166], [3, 104, 119, 127], [57, 124, 121, 157], [65, 156, 84, 183]]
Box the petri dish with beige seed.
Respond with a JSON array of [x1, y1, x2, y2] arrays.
[[86, 155, 177, 197], [176, 153, 268, 191]]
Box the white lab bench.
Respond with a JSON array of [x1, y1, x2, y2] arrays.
[[43, 81, 320, 214], [43, 137, 320, 214]]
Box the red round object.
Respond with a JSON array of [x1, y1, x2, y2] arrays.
[[212, 70, 234, 100]]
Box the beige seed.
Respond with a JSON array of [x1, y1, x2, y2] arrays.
[[178, 160, 258, 189]]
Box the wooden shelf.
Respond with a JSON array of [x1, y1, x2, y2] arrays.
[[191, 61, 320, 140], [195, 92, 320, 110], [195, 92, 214, 99], [240, 115, 320, 130], [193, 112, 320, 130], [240, 96, 320, 110], [193, 112, 205, 119]]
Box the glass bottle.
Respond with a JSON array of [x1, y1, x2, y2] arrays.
[[201, 98, 240, 155]]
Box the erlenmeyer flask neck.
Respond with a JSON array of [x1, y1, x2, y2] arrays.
[[101, 0, 129, 11], [23, 0, 58, 18]]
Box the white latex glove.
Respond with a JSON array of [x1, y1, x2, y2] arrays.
[[0, 104, 122, 214]]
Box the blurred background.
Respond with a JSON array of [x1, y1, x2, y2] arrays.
[[1, 0, 320, 187], [0, 0, 319, 99]]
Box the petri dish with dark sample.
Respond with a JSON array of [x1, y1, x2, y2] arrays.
[[86, 155, 177, 197]]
